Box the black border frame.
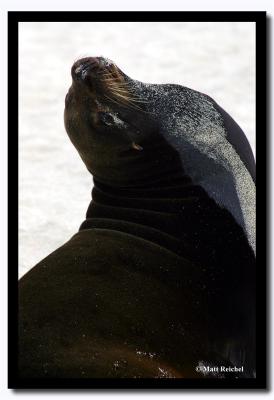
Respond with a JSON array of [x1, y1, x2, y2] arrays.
[[8, 11, 266, 390]]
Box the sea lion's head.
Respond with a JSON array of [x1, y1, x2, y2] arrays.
[[64, 56, 255, 250], [64, 56, 182, 186]]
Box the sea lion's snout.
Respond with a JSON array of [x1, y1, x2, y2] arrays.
[[69, 56, 139, 114], [72, 57, 102, 81], [71, 56, 115, 83]]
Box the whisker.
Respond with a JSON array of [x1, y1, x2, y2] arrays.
[[95, 68, 151, 113], [97, 71, 115, 77], [103, 78, 124, 84], [101, 78, 128, 84], [106, 87, 131, 95], [110, 91, 149, 104], [104, 95, 126, 108], [107, 84, 147, 96], [107, 87, 150, 107]]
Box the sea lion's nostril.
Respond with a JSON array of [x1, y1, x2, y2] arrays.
[[73, 64, 89, 80], [74, 65, 83, 75]]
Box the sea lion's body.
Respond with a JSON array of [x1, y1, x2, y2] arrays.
[[19, 57, 256, 379]]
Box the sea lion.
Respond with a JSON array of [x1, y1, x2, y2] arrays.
[[18, 56, 256, 381]]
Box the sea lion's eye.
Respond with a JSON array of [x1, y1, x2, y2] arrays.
[[99, 112, 115, 126], [98, 111, 127, 129]]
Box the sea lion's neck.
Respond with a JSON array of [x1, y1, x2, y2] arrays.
[[79, 172, 210, 259], [83, 131, 188, 189], [79, 172, 200, 256], [79, 170, 253, 267]]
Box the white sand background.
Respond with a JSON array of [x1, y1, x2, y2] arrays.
[[19, 21, 255, 279]]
